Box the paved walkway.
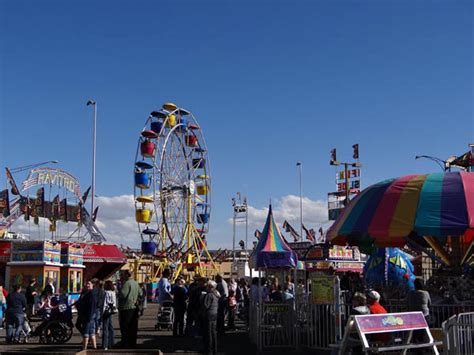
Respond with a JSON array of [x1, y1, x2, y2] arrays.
[[0, 303, 258, 354]]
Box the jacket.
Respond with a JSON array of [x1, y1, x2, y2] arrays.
[[118, 278, 141, 311]]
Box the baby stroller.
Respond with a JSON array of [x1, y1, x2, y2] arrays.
[[155, 300, 174, 330]]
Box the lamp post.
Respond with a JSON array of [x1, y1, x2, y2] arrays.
[[415, 155, 448, 171], [232, 193, 248, 277], [296, 162, 303, 240], [87, 99, 97, 214]]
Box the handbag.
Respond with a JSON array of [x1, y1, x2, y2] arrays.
[[103, 302, 117, 318]]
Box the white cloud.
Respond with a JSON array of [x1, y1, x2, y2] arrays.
[[9, 194, 333, 248], [11, 195, 140, 248]]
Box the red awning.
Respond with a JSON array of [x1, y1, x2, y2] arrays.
[[82, 243, 127, 263]]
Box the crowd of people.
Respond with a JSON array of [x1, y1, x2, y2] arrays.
[[154, 270, 250, 355], [0, 269, 435, 354]]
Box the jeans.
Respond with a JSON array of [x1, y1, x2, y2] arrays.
[[102, 314, 115, 349], [6, 313, 25, 341], [203, 318, 217, 355]]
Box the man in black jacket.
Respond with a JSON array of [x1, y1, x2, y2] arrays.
[[5, 284, 27, 343]]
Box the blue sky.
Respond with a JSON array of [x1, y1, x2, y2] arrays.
[[1, 0, 472, 248]]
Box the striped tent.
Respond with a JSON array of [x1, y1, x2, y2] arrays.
[[327, 172, 474, 263], [249, 205, 298, 269]]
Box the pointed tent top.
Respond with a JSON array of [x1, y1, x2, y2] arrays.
[[250, 204, 298, 269]]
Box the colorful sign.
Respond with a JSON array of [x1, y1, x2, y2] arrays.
[[22, 167, 81, 199], [355, 312, 428, 333], [329, 246, 354, 260], [11, 241, 61, 263], [311, 274, 335, 304]]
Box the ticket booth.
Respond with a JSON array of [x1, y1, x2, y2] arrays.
[[6, 241, 62, 292], [60, 243, 84, 305]]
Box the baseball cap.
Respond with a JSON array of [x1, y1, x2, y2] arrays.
[[367, 290, 381, 301]]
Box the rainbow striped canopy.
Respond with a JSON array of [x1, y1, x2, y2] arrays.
[[328, 172, 474, 247], [249, 205, 298, 269]]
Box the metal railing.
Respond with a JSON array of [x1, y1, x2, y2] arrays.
[[443, 312, 474, 355], [387, 302, 474, 328]]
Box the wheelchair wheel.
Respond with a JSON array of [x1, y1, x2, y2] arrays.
[[44, 321, 67, 344]]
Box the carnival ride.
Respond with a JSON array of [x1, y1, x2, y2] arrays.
[[328, 171, 474, 300], [0, 164, 125, 292], [0, 165, 104, 242], [133, 102, 216, 280]]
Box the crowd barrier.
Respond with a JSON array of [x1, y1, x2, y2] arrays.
[[250, 298, 473, 352], [387, 302, 474, 328], [442, 312, 474, 355]]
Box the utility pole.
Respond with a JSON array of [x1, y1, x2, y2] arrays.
[[232, 193, 248, 277], [87, 99, 97, 214], [296, 162, 303, 239], [328, 145, 362, 220]]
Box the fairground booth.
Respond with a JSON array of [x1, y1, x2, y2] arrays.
[[60, 242, 85, 304], [5, 240, 61, 291], [248, 205, 299, 352]]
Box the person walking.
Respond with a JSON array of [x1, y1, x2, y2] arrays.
[[75, 280, 99, 350], [157, 269, 172, 309], [118, 270, 141, 348], [227, 289, 237, 330], [5, 284, 27, 344], [407, 279, 431, 321], [25, 278, 38, 317], [139, 283, 147, 316], [215, 274, 228, 335], [102, 280, 117, 350], [407, 279, 432, 347], [92, 279, 105, 337], [201, 280, 220, 355], [171, 278, 187, 337], [186, 276, 206, 336]]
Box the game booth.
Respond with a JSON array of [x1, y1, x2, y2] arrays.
[[60, 243, 85, 304], [5, 240, 62, 292]]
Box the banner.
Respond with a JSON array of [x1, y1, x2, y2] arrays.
[[0, 189, 10, 217], [52, 194, 60, 219], [282, 220, 300, 241], [35, 187, 44, 217], [5, 168, 20, 195], [59, 198, 68, 222], [20, 197, 30, 221]]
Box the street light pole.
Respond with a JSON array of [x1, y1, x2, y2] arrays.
[[297, 162, 303, 240], [87, 99, 97, 213], [415, 155, 447, 171], [10, 160, 59, 174]]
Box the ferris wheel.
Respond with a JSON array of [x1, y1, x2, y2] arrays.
[[134, 102, 213, 271]]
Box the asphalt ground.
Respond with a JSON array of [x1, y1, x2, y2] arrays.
[[0, 303, 261, 355]]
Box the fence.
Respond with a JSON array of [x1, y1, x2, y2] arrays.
[[442, 312, 474, 355], [249, 302, 296, 351], [306, 303, 351, 350], [387, 302, 474, 328], [250, 298, 474, 352]]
